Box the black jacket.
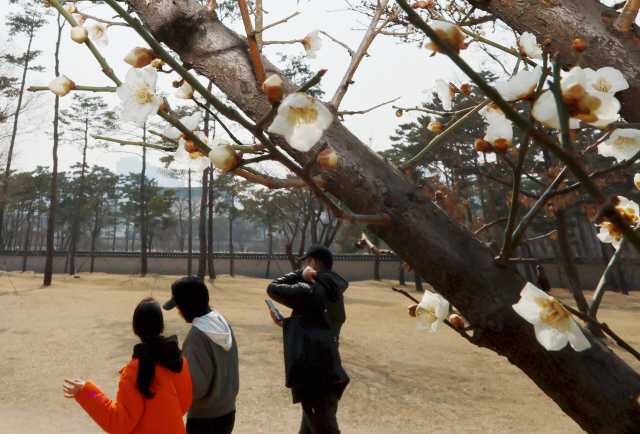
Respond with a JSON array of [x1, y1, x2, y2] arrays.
[[267, 270, 350, 403], [267, 270, 349, 340]]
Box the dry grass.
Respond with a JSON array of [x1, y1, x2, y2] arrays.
[[1, 271, 639, 433]]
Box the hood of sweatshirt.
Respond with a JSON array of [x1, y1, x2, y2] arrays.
[[316, 270, 349, 303], [192, 310, 233, 351]]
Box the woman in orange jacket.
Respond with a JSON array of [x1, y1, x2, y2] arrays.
[[63, 298, 193, 434]]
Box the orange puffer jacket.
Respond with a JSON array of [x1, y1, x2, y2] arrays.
[[76, 358, 192, 434]]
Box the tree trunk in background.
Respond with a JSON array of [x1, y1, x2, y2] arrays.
[[69, 130, 89, 276], [399, 267, 405, 286], [44, 15, 64, 286], [197, 168, 209, 280], [207, 169, 216, 280], [266, 219, 273, 279], [140, 131, 148, 276], [554, 209, 589, 314], [21, 204, 33, 272], [187, 169, 193, 276], [126, 1, 640, 430], [414, 272, 424, 292], [124, 221, 130, 251], [371, 232, 381, 281], [285, 243, 296, 271], [112, 199, 118, 251], [229, 216, 234, 277]]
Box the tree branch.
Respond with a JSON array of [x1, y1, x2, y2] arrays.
[[319, 30, 355, 57], [338, 97, 400, 118]]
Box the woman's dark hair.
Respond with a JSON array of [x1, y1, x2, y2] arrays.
[[132, 298, 182, 399]]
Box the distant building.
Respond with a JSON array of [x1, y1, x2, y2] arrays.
[[116, 156, 182, 187]]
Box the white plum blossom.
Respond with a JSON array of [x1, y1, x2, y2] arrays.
[[415, 290, 449, 333], [598, 129, 640, 162], [175, 131, 211, 172], [302, 30, 322, 59], [435, 79, 453, 111], [480, 105, 513, 150], [518, 32, 543, 60], [267, 92, 333, 152], [163, 112, 202, 140], [495, 66, 542, 101], [635, 173, 640, 191], [86, 23, 109, 48], [513, 283, 591, 352], [584, 67, 629, 94], [596, 196, 639, 249], [208, 139, 240, 172], [176, 81, 194, 99], [532, 67, 621, 128], [116, 67, 162, 125]]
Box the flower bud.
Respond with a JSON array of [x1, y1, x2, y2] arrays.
[[427, 121, 444, 132], [48, 75, 75, 96], [396, 109, 403, 117], [434, 190, 444, 201], [449, 314, 465, 328], [159, 100, 168, 112], [70, 26, 88, 43], [572, 39, 588, 53], [317, 149, 339, 169], [150, 59, 165, 69], [262, 75, 285, 105], [474, 138, 493, 153], [412, 1, 428, 8], [123, 47, 157, 69], [65, 3, 77, 13], [635, 173, 640, 191], [493, 139, 509, 153], [73, 14, 86, 26], [44, 2, 51, 7], [425, 21, 466, 54], [460, 83, 472, 94], [209, 142, 240, 172], [172, 80, 181, 88], [426, 0, 436, 7], [183, 140, 199, 154]]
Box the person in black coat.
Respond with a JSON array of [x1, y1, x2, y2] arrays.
[[267, 245, 350, 434]]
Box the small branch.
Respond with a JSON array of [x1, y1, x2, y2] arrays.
[[511, 167, 569, 249], [92, 135, 175, 151], [77, 12, 129, 27], [392, 105, 475, 117], [507, 256, 555, 263], [391, 286, 420, 303], [192, 98, 244, 147], [519, 230, 557, 245], [147, 130, 178, 144], [551, 57, 574, 153], [460, 15, 497, 27], [254, 0, 263, 50], [28, 85, 116, 93], [458, 6, 476, 25], [157, 109, 211, 154], [613, 0, 640, 32], [588, 236, 629, 319], [560, 302, 640, 363], [400, 99, 490, 171], [338, 97, 400, 118], [331, 0, 391, 109], [237, 0, 266, 83], [354, 232, 394, 256], [319, 30, 355, 57], [235, 153, 273, 168], [259, 11, 300, 33], [262, 39, 304, 45], [473, 217, 508, 235]]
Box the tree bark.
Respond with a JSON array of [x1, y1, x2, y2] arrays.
[[124, 1, 640, 431]]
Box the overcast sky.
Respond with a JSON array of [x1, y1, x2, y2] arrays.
[[1, 0, 522, 183]]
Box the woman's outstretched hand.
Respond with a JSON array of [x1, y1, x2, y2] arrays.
[[63, 378, 85, 398]]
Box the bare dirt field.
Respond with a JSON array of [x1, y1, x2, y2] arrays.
[[1, 271, 639, 433]]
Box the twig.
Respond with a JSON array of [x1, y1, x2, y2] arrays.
[[588, 236, 628, 319], [235, 153, 273, 168], [519, 230, 557, 245], [147, 129, 178, 144], [560, 302, 640, 362], [400, 99, 490, 171], [331, 0, 390, 109], [473, 217, 508, 235], [259, 11, 300, 33], [262, 39, 304, 45], [319, 30, 355, 57], [613, 0, 640, 32], [302, 142, 327, 172], [237, 0, 266, 83], [78, 12, 129, 27], [458, 6, 475, 25], [391, 286, 420, 303], [507, 256, 555, 263], [354, 232, 394, 256], [254, 0, 263, 50], [392, 105, 475, 117], [338, 97, 400, 118], [192, 99, 244, 147], [28, 85, 116, 93], [92, 135, 176, 151]]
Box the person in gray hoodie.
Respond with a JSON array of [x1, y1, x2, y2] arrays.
[[164, 276, 239, 434]]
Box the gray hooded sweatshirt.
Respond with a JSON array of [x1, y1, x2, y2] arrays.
[[182, 309, 239, 419]]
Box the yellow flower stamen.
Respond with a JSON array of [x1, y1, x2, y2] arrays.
[[416, 305, 438, 327], [537, 297, 571, 333], [131, 81, 154, 105], [613, 135, 636, 151], [287, 106, 318, 126], [594, 77, 612, 93]]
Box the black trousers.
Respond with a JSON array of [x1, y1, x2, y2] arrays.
[[186, 410, 236, 434], [298, 393, 340, 434]]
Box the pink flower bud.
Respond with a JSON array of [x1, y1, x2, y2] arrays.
[[262, 75, 285, 105], [427, 121, 444, 132], [48, 75, 75, 96], [209, 143, 240, 172], [449, 314, 464, 328], [70, 26, 88, 44], [123, 47, 157, 69], [317, 149, 339, 169]]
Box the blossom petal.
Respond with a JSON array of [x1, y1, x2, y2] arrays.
[[567, 319, 591, 352], [534, 323, 570, 351]]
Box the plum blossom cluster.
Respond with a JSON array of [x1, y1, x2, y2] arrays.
[[513, 283, 591, 352], [596, 196, 639, 249]]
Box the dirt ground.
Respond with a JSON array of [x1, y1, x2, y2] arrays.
[[1, 272, 639, 433]]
